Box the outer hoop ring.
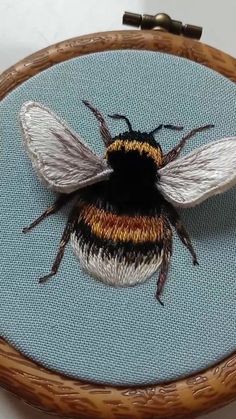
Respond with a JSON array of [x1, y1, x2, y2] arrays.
[[0, 30, 235, 418]]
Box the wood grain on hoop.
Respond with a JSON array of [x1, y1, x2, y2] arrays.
[[0, 338, 236, 419], [0, 30, 235, 418], [0, 30, 235, 100]]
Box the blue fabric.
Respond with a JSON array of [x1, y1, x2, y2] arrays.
[[0, 51, 235, 386]]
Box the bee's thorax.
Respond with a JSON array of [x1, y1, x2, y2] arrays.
[[106, 131, 163, 191]]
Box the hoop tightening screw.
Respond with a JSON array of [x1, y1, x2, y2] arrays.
[[123, 11, 202, 40]]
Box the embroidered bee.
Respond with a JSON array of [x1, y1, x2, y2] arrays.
[[20, 101, 236, 304]]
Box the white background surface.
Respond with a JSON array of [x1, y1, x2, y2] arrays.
[[0, 1, 235, 418]]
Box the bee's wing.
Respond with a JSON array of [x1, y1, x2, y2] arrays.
[[157, 137, 236, 207], [19, 101, 113, 193]]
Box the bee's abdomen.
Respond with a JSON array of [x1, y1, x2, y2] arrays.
[[71, 201, 169, 286]]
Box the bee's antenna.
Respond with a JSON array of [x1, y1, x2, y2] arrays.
[[108, 114, 133, 133], [82, 100, 112, 146], [149, 124, 184, 135]]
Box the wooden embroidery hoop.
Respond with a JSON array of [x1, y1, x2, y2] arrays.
[[0, 31, 235, 419]]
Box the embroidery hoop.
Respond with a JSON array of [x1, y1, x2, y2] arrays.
[[0, 31, 235, 418]]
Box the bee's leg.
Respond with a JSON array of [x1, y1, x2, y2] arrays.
[[82, 100, 112, 146], [161, 124, 214, 166], [156, 229, 173, 306], [165, 202, 198, 265], [23, 193, 75, 233], [38, 205, 78, 284]]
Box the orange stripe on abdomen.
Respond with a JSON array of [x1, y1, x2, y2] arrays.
[[80, 204, 164, 244]]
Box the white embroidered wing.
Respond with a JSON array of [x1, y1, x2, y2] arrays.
[[157, 137, 236, 207], [20, 101, 113, 193]]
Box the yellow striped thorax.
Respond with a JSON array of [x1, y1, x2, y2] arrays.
[[106, 132, 163, 167]]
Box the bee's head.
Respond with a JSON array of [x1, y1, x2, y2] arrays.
[[82, 103, 169, 183], [106, 115, 163, 185], [82, 102, 182, 188], [107, 131, 162, 181]]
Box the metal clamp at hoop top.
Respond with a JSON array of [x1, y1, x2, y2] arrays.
[[123, 11, 203, 40]]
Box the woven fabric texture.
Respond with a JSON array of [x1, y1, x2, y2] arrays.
[[0, 51, 235, 386]]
